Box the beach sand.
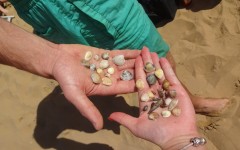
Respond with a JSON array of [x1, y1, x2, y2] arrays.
[[0, 0, 240, 149]]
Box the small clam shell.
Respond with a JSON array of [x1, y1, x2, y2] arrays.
[[120, 70, 133, 80], [94, 54, 100, 61], [171, 108, 181, 117], [107, 67, 115, 74], [148, 112, 159, 120], [161, 110, 171, 118], [136, 79, 145, 90], [146, 74, 157, 85], [99, 60, 109, 69], [96, 68, 103, 74], [144, 62, 156, 73], [113, 55, 125, 66], [147, 91, 155, 99], [165, 97, 172, 106], [141, 93, 150, 102], [168, 99, 179, 111], [90, 64, 96, 71], [168, 89, 177, 98], [143, 105, 148, 111], [162, 80, 170, 91], [91, 73, 101, 84], [101, 52, 110, 60], [155, 69, 164, 79], [102, 77, 112, 86], [84, 51, 93, 61]]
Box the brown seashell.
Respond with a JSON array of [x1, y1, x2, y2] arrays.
[[136, 79, 145, 90], [148, 112, 159, 120], [168, 89, 177, 98], [168, 99, 178, 111], [161, 110, 171, 118], [158, 89, 166, 99], [84, 51, 93, 61], [162, 80, 170, 91], [144, 62, 156, 73], [143, 105, 148, 111], [91, 73, 101, 84], [102, 77, 112, 86], [171, 108, 181, 117]]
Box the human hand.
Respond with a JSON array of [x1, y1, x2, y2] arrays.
[[0, 1, 8, 14], [51, 44, 140, 130], [109, 47, 204, 149]]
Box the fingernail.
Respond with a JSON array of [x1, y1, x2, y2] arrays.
[[108, 117, 114, 121]]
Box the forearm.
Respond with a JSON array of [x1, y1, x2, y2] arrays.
[[0, 18, 59, 78]]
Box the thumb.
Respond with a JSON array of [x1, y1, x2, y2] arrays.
[[63, 86, 103, 130], [109, 112, 137, 132]]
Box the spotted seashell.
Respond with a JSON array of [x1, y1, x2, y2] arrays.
[[120, 70, 133, 81], [165, 97, 172, 106], [84, 51, 93, 61], [113, 55, 125, 66], [143, 105, 148, 111], [107, 67, 115, 74], [101, 52, 110, 60], [148, 112, 159, 120], [90, 64, 96, 71], [144, 62, 156, 73], [91, 73, 101, 84], [168, 89, 177, 98], [141, 93, 150, 102], [146, 74, 157, 85], [155, 68, 164, 79], [94, 54, 100, 61], [168, 99, 178, 111], [136, 79, 145, 90], [96, 68, 103, 74], [161, 110, 171, 118], [102, 77, 112, 86], [162, 79, 170, 91], [99, 60, 109, 69], [171, 108, 181, 117]]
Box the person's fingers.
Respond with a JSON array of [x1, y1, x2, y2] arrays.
[[62, 85, 103, 130], [109, 112, 137, 132], [159, 58, 180, 85], [111, 49, 141, 59], [117, 59, 135, 70]]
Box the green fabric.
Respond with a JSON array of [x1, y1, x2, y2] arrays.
[[9, 0, 169, 57]]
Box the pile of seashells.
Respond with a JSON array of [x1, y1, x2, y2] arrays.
[[136, 62, 181, 120], [81, 51, 133, 86]]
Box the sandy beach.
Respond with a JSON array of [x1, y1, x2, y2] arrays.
[[0, 0, 240, 149]]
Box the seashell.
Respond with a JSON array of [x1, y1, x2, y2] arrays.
[[168, 99, 179, 111], [148, 99, 163, 114], [141, 93, 150, 102], [158, 89, 166, 99], [105, 73, 111, 78], [101, 52, 110, 60], [165, 97, 172, 106], [91, 73, 101, 84], [148, 112, 159, 120], [147, 91, 155, 99], [81, 59, 90, 68], [161, 110, 171, 118], [162, 79, 170, 91], [168, 89, 177, 98], [120, 70, 133, 81], [113, 55, 125, 66], [143, 105, 148, 111], [84, 51, 93, 61], [171, 108, 181, 117], [155, 68, 164, 79], [94, 54, 100, 61], [99, 60, 109, 69], [107, 67, 115, 74], [136, 79, 145, 90], [96, 68, 103, 74], [146, 74, 157, 85], [90, 64, 96, 71], [102, 77, 112, 86], [144, 62, 156, 73]]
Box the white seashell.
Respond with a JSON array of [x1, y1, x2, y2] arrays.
[[148, 112, 159, 120], [136, 79, 145, 90], [94, 54, 100, 61], [91, 73, 101, 84], [168, 99, 179, 111], [141, 93, 150, 102], [112, 55, 125, 66], [102, 77, 112, 86], [165, 97, 172, 106], [101, 52, 110, 60], [161, 110, 171, 118], [96, 68, 103, 74], [84, 51, 93, 61], [155, 69, 164, 79], [107, 67, 115, 74], [99, 60, 109, 69], [147, 91, 155, 99], [171, 108, 181, 117]]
